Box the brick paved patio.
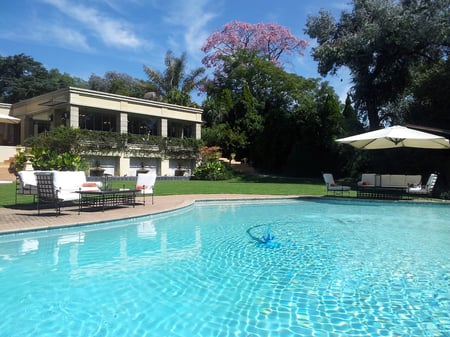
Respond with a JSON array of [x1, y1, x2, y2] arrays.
[[0, 194, 299, 234]]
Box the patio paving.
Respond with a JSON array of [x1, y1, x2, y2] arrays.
[[0, 194, 300, 234]]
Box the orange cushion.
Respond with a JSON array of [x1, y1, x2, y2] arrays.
[[82, 182, 97, 187]]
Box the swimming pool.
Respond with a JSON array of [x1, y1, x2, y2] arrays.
[[0, 198, 449, 336]]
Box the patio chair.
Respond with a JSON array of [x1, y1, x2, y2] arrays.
[[406, 173, 438, 196], [35, 172, 63, 215], [136, 172, 157, 205], [322, 173, 351, 196]]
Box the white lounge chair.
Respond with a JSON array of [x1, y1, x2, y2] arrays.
[[16, 170, 39, 204], [322, 173, 351, 195], [136, 172, 157, 204], [406, 173, 438, 196]]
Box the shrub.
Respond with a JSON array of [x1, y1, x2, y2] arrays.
[[192, 145, 233, 180], [440, 191, 450, 200], [198, 146, 222, 162], [14, 148, 87, 172], [192, 161, 233, 180]]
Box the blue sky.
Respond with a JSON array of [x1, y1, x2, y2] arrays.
[[1, 0, 352, 102]]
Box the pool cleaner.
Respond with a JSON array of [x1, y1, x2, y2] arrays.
[[247, 223, 280, 248], [260, 224, 280, 248]]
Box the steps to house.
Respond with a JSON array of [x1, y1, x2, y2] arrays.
[[0, 157, 16, 182], [219, 157, 256, 174]]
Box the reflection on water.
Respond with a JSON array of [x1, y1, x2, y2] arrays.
[[136, 220, 156, 238], [21, 239, 39, 253]]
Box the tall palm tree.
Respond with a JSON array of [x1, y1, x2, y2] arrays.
[[143, 51, 206, 106]]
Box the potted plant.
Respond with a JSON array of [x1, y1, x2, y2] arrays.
[[90, 160, 105, 176], [175, 163, 185, 176], [137, 161, 149, 174]]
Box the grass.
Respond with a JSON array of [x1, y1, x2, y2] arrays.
[[0, 174, 337, 208], [154, 175, 325, 196]]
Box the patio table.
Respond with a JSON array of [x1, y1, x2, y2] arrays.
[[356, 186, 408, 200], [77, 189, 140, 213]]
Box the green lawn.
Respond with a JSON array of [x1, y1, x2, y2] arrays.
[[153, 176, 325, 196], [0, 175, 336, 208]]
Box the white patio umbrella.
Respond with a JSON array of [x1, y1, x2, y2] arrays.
[[336, 125, 450, 150], [0, 113, 20, 124]]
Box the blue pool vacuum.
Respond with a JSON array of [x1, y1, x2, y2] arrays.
[[247, 223, 280, 248]]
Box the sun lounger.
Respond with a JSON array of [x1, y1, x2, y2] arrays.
[[322, 173, 351, 195], [406, 173, 438, 196]]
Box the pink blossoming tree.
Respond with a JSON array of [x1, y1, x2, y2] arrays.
[[201, 21, 309, 69]]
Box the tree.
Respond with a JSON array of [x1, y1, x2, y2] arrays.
[[143, 50, 206, 106], [305, 0, 450, 130], [201, 21, 309, 70], [0, 54, 87, 103], [342, 94, 364, 136], [88, 71, 146, 97], [203, 51, 343, 175], [406, 59, 450, 128]]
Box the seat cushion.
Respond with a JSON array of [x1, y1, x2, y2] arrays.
[[405, 175, 421, 187], [328, 185, 350, 191]]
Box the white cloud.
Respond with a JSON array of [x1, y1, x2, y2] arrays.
[[44, 25, 92, 52], [163, 0, 217, 57], [41, 0, 145, 49], [185, 13, 216, 56], [0, 17, 92, 53]]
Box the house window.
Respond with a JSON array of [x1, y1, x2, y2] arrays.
[[128, 116, 159, 136], [79, 111, 116, 132], [168, 121, 193, 138]]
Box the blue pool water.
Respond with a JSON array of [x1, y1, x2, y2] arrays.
[[0, 198, 449, 336]]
